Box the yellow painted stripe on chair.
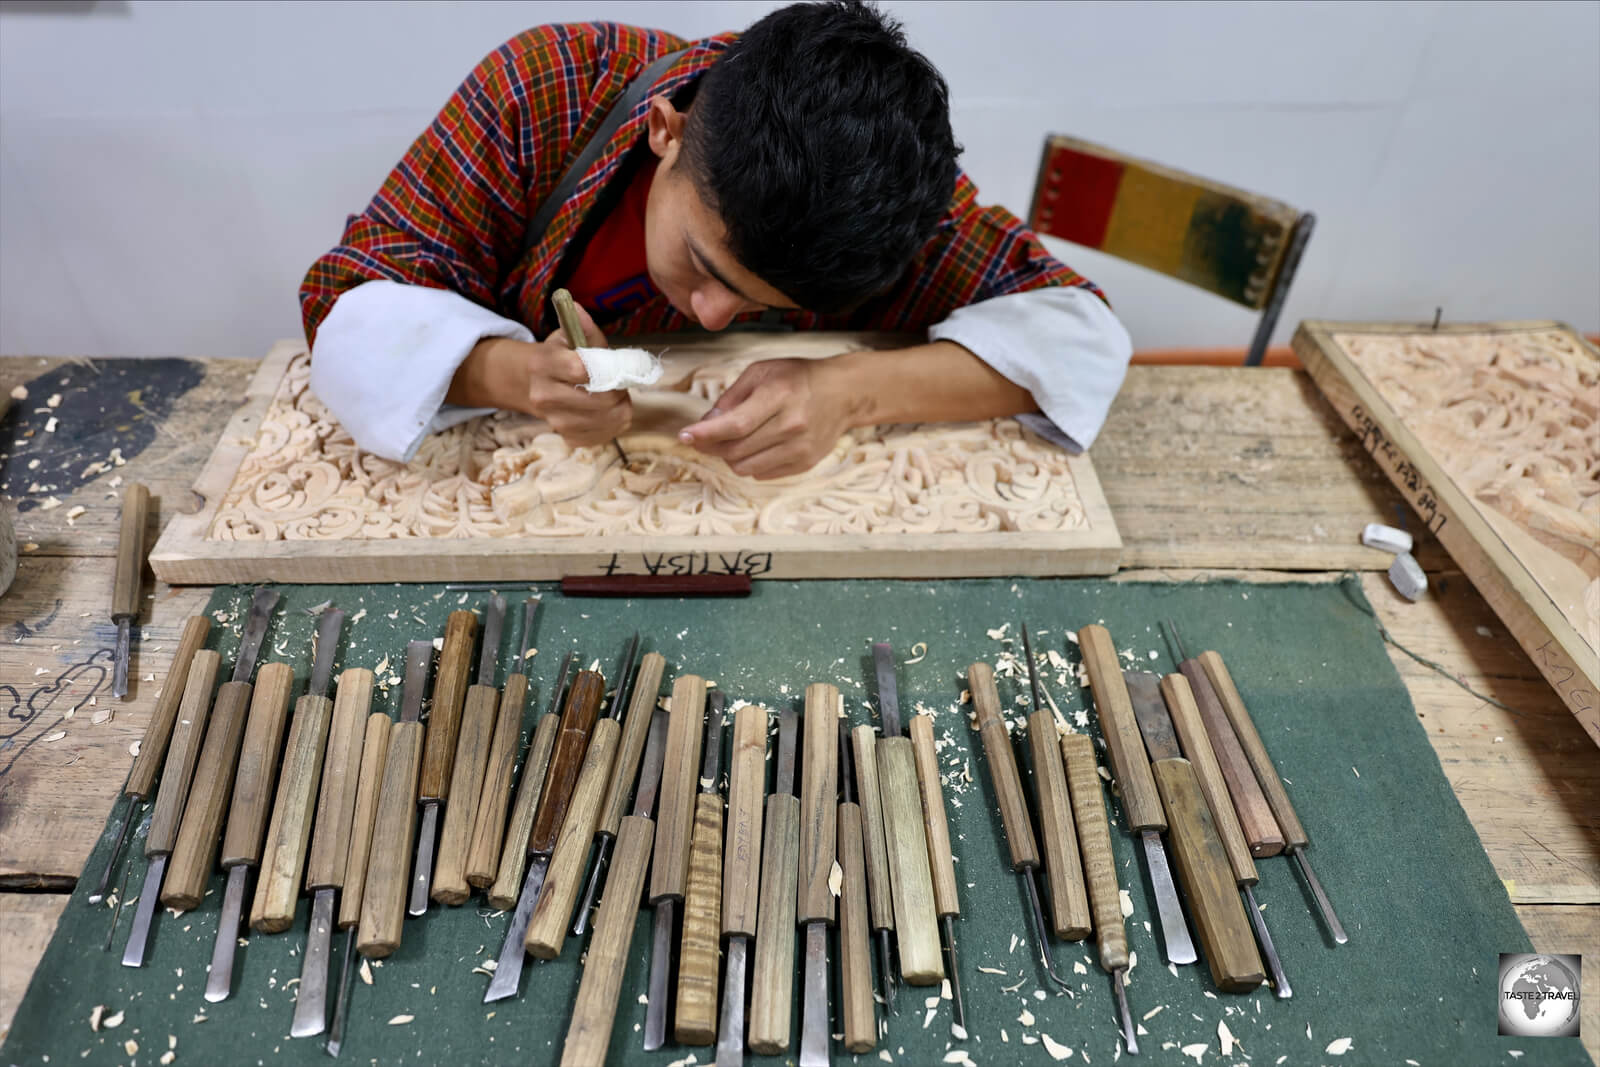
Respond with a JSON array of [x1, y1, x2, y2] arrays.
[[1100, 163, 1203, 279]]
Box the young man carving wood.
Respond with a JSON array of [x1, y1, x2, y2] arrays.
[[301, 1, 1131, 479]]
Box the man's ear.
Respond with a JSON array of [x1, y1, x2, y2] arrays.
[[645, 96, 688, 161]]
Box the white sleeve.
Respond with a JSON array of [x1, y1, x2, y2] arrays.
[[927, 286, 1133, 452], [308, 279, 534, 462]]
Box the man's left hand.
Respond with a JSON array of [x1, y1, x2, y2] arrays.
[[676, 358, 862, 479]]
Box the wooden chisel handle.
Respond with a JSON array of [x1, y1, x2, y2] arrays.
[[528, 671, 607, 855], [596, 651, 666, 840], [675, 789, 724, 1044], [357, 719, 423, 958], [1077, 626, 1165, 832], [1160, 674, 1258, 884], [251, 689, 334, 933], [559, 813, 654, 1067], [526, 718, 621, 958], [111, 483, 149, 620], [722, 704, 767, 938], [162, 677, 253, 909], [1151, 758, 1264, 991], [968, 661, 1039, 870], [1061, 733, 1127, 972], [878, 734, 942, 985], [219, 662, 295, 869], [127, 615, 212, 799], [306, 668, 374, 892], [432, 682, 498, 904], [1179, 657, 1284, 857], [147, 649, 221, 856], [466, 671, 526, 888], [850, 724, 895, 934], [340, 712, 391, 929], [418, 610, 478, 803], [648, 674, 707, 903], [797, 682, 838, 924], [749, 792, 800, 1055], [909, 714, 960, 920], [1199, 651, 1309, 850], [1026, 709, 1091, 940], [488, 712, 559, 911], [837, 798, 875, 1053]]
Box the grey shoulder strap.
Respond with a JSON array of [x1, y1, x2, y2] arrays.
[[521, 48, 690, 260]]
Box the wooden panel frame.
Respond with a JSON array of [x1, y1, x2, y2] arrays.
[[149, 337, 1122, 584], [1293, 318, 1599, 746]]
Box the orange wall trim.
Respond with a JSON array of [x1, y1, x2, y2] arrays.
[[1130, 346, 1301, 368]]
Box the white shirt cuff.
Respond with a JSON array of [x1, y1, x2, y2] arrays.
[[928, 286, 1132, 452], [308, 279, 533, 462]]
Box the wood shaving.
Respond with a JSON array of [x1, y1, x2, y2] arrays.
[[89, 1005, 105, 1031], [1180, 1043, 1207, 1063], [65, 505, 86, 524], [9, 385, 26, 399], [977, 966, 1007, 975], [987, 625, 1011, 640], [359, 959, 374, 986], [38, 496, 61, 510], [828, 860, 843, 897], [904, 642, 928, 664], [44, 416, 58, 433], [1073, 961, 1087, 975], [1040, 1033, 1073, 1060], [124, 1040, 139, 1056], [161, 1054, 175, 1066], [388, 1014, 414, 1025], [1218, 1020, 1236, 1056], [43, 731, 66, 742], [943, 1052, 975, 1066], [1325, 1037, 1353, 1056], [1018, 1008, 1035, 1026], [92, 708, 114, 725], [1119, 889, 1133, 917], [1142, 1005, 1164, 1020], [950, 1023, 968, 1040]]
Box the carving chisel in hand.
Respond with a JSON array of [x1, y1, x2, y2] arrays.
[[1170, 623, 1348, 944], [674, 694, 726, 1045], [526, 635, 641, 958], [553, 286, 629, 467], [326, 706, 390, 1056], [120, 645, 222, 967], [873, 644, 942, 988], [1061, 732, 1139, 1053], [410, 609, 478, 915], [642, 673, 709, 1048], [797, 682, 840, 1067], [484, 661, 607, 1002], [559, 709, 670, 1067], [1125, 670, 1263, 991], [1157, 668, 1292, 997], [573, 650, 666, 935], [747, 710, 799, 1057], [251, 609, 346, 934], [1077, 624, 1197, 966], [110, 483, 149, 700], [849, 721, 896, 1012], [292, 664, 378, 1037], [433, 596, 506, 905], [968, 660, 1071, 987], [1021, 624, 1092, 943], [357, 642, 433, 959], [466, 597, 543, 889], [488, 651, 572, 911], [714, 703, 768, 1067], [836, 725, 876, 1054], [91, 614, 210, 906], [910, 711, 965, 1032]]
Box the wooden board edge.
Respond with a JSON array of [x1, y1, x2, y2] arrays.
[[1297, 318, 1574, 338], [149, 340, 304, 579], [1292, 322, 1599, 745], [1066, 448, 1123, 569]]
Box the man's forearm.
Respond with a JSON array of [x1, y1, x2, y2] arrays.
[[445, 336, 528, 411], [827, 340, 1038, 428]]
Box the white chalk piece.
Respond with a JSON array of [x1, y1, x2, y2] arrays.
[[1388, 552, 1427, 601], [577, 346, 662, 392], [1361, 523, 1414, 554]]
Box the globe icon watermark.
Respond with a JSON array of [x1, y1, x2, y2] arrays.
[[1498, 953, 1581, 1038]]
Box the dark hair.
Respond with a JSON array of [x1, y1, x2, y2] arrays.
[[680, 1, 960, 313]]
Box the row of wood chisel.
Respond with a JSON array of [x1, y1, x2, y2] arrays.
[[966, 618, 1350, 1056]]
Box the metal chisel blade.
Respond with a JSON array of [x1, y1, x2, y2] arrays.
[[233, 587, 280, 683], [799, 922, 831, 1067], [1125, 671, 1182, 763], [642, 899, 676, 1050], [1291, 848, 1348, 945], [477, 594, 506, 686], [290, 888, 337, 1037], [1141, 831, 1197, 964], [120, 854, 167, 968], [401, 641, 433, 722], [112, 619, 132, 699], [326, 928, 357, 1057], [309, 608, 345, 698], [872, 642, 901, 738], [90, 798, 137, 904], [774, 711, 798, 796], [714, 935, 749, 1067], [515, 597, 542, 667], [409, 802, 439, 917], [1243, 885, 1292, 998], [484, 855, 549, 1003], [204, 865, 250, 1001]]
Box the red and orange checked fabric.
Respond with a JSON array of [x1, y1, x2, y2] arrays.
[[298, 22, 1103, 348]]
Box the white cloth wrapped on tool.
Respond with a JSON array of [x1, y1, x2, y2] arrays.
[[576, 346, 662, 392]]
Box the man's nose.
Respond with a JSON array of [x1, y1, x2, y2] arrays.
[[690, 286, 748, 332]]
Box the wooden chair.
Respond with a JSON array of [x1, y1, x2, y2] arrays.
[[1028, 135, 1315, 366]]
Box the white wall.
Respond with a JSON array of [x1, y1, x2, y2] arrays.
[[1, 0, 1596, 359]]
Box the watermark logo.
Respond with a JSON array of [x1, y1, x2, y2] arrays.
[[1498, 953, 1581, 1038]]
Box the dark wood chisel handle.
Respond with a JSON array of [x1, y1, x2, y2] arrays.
[[418, 610, 478, 802], [1160, 673, 1258, 884], [838, 799, 875, 1053], [219, 662, 296, 869], [111, 483, 149, 620], [909, 714, 960, 920], [526, 717, 621, 958], [340, 712, 391, 930], [488, 712, 559, 911], [432, 682, 498, 904], [1199, 651, 1309, 849], [162, 677, 253, 909], [722, 704, 767, 938], [466, 671, 525, 888], [1077, 626, 1165, 832], [969, 661, 1039, 869], [128, 615, 212, 799], [1027, 709, 1090, 940], [596, 652, 666, 840], [357, 719, 423, 958], [749, 792, 799, 1056], [1061, 733, 1127, 972], [251, 690, 334, 933], [305, 668, 373, 891], [851, 724, 895, 935], [528, 671, 606, 855], [649, 674, 707, 903], [147, 649, 221, 855], [1179, 657, 1283, 857], [797, 682, 838, 925]]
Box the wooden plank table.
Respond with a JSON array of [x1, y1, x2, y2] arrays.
[[2, 355, 1595, 1059]]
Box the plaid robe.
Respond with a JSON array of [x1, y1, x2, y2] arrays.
[[298, 22, 1101, 347]]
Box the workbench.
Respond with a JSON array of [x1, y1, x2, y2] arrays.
[[1, 354, 1595, 1061]]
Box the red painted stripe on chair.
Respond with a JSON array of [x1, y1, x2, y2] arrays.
[[1033, 145, 1124, 249]]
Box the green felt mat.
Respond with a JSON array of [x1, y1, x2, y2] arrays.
[[3, 577, 1589, 1067]]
